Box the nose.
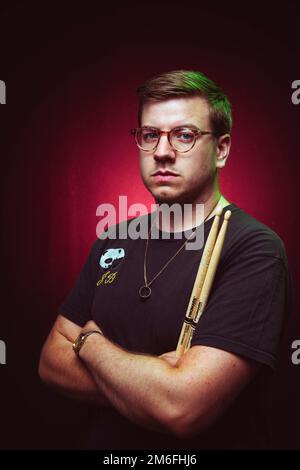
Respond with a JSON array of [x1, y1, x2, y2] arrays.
[[153, 134, 176, 161]]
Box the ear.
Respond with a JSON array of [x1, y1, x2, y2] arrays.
[[215, 134, 231, 169]]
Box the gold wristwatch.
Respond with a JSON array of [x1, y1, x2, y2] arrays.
[[72, 330, 104, 356]]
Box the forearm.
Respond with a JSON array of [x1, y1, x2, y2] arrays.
[[39, 333, 110, 406], [79, 334, 183, 434]]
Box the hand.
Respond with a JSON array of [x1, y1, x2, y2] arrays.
[[159, 350, 179, 367], [82, 320, 104, 336]]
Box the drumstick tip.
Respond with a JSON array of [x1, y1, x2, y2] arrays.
[[216, 206, 223, 216], [224, 210, 232, 220]]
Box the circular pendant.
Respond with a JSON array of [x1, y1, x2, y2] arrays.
[[139, 285, 151, 299]]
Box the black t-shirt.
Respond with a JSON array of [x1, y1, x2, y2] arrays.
[[59, 203, 292, 449]]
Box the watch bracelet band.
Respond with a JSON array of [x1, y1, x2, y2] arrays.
[[72, 329, 104, 355]]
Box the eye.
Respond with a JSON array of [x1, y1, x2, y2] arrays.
[[174, 129, 195, 142], [142, 130, 159, 141]]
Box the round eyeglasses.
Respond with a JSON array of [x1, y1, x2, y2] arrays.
[[130, 126, 215, 153]]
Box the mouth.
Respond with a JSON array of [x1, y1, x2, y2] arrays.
[[151, 170, 180, 182]]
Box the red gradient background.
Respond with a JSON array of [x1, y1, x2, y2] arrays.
[[1, 1, 299, 449]]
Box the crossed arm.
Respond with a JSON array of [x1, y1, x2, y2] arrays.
[[39, 314, 259, 438]]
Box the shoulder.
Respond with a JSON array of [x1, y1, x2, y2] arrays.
[[223, 203, 288, 265]]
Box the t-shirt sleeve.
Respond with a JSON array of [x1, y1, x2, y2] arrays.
[[190, 235, 292, 370], [58, 239, 101, 327]]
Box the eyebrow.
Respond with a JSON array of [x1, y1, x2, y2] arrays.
[[142, 123, 200, 130]]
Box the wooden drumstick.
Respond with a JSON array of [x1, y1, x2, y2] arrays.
[[175, 206, 223, 358], [183, 209, 232, 353]]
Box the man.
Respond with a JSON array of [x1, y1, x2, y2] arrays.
[[39, 70, 291, 449]]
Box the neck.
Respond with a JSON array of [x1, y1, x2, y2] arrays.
[[155, 192, 230, 233]]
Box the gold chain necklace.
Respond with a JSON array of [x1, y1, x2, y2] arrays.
[[139, 199, 221, 299]]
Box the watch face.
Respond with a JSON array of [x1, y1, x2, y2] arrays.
[[73, 331, 102, 355], [73, 333, 85, 354], [78, 333, 86, 350]]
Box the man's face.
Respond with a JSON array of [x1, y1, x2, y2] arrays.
[[139, 96, 226, 205]]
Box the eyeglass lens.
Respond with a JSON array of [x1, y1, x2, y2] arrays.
[[136, 128, 197, 152]]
